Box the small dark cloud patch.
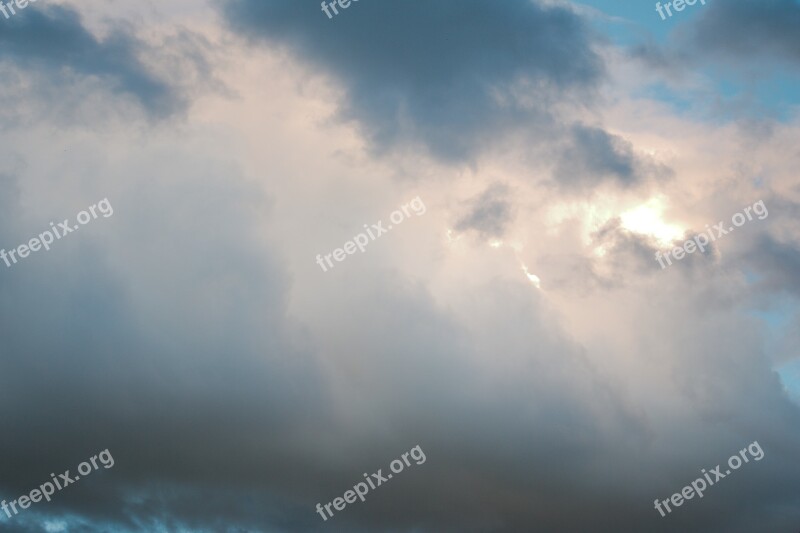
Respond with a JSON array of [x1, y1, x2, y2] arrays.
[[554, 125, 670, 188], [746, 234, 800, 297], [455, 183, 513, 238]]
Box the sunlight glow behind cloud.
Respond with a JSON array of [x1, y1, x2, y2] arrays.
[[620, 196, 683, 247]]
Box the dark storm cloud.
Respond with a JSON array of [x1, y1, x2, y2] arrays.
[[688, 0, 800, 65], [223, 0, 604, 161], [633, 0, 800, 72], [0, 4, 205, 118], [554, 125, 671, 188], [0, 164, 331, 531], [455, 184, 513, 238]]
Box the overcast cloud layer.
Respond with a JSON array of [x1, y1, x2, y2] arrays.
[[0, 1, 799, 532]]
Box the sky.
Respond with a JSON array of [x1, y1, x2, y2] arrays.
[[0, 0, 799, 531]]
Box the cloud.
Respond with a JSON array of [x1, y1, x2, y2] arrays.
[[223, 0, 605, 162], [632, 0, 800, 75], [0, 125, 329, 530], [554, 124, 672, 188], [746, 233, 800, 296], [0, 4, 214, 120], [688, 0, 800, 65], [455, 184, 514, 238], [0, 1, 799, 532]]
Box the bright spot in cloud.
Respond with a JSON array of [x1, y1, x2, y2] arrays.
[[620, 197, 683, 247], [446, 229, 464, 244], [521, 264, 541, 288]]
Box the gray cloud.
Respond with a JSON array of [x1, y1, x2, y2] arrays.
[[0, 4, 212, 119], [689, 0, 800, 65], [633, 0, 800, 74], [455, 184, 513, 238], [0, 149, 332, 531], [746, 234, 800, 296], [554, 125, 672, 189], [223, 0, 604, 162]]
